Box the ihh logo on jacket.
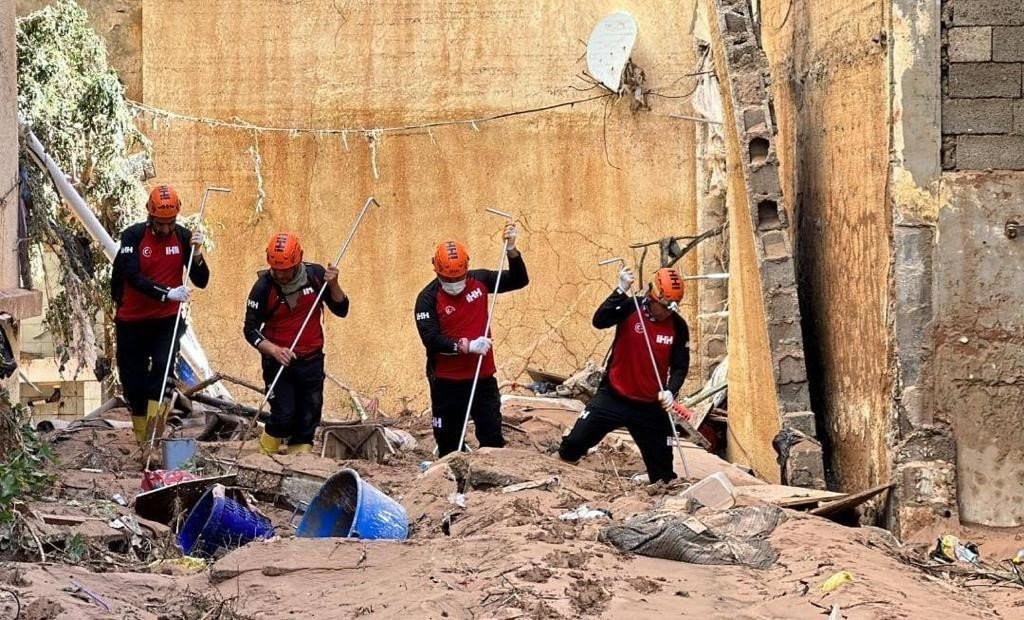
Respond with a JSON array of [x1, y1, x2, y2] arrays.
[[656, 335, 674, 345], [465, 288, 482, 303], [165, 246, 181, 256]]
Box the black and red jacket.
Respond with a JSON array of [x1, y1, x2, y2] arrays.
[[111, 223, 209, 322], [243, 263, 349, 357], [596, 289, 689, 404], [414, 254, 529, 381]]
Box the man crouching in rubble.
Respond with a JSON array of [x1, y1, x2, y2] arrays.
[[111, 185, 209, 445], [414, 223, 528, 456], [243, 232, 349, 455], [558, 267, 689, 483]]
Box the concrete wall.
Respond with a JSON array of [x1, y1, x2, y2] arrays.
[[936, 174, 1024, 527], [759, 0, 893, 493], [137, 0, 701, 413], [942, 0, 1024, 170]]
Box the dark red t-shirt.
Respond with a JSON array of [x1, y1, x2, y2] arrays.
[[607, 310, 678, 402], [432, 277, 496, 380], [116, 228, 184, 322], [261, 283, 326, 357]]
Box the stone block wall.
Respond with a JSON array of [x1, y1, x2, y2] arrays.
[[943, 1, 1024, 169]]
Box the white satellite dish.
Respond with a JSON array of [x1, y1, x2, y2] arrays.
[[586, 11, 639, 93]]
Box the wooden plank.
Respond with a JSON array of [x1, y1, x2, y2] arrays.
[[39, 514, 95, 526], [810, 483, 893, 517], [735, 484, 846, 508]]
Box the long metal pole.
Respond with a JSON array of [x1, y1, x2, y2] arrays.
[[454, 208, 514, 453], [599, 257, 691, 478], [233, 196, 379, 460]]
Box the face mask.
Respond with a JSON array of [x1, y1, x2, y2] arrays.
[[441, 279, 466, 295]]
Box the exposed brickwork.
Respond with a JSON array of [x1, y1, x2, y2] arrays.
[[703, 0, 826, 489], [944, 1, 1024, 169]]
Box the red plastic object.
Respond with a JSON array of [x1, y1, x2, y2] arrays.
[[142, 470, 199, 492]]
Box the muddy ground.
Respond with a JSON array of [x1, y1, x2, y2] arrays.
[[2, 401, 1023, 619]]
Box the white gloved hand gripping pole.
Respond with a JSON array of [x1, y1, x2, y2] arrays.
[[144, 186, 231, 470], [233, 196, 380, 462], [455, 208, 515, 453], [599, 257, 691, 479]]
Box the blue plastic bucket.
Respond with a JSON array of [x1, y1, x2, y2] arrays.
[[162, 438, 197, 470], [177, 486, 275, 557], [296, 469, 408, 540]]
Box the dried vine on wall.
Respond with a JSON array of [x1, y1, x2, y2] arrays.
[[17, 0, 151, 378]]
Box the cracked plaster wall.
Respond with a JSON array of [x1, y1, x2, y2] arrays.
[[936, 174, 1024, 527], [131, 0, 702, 414], [757, 0, 893, 496]]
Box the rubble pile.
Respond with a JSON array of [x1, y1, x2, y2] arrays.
[[0, 394, 1021, 620]]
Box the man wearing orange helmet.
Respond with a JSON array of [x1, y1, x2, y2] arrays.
[[243, 232, 349, 455], [111, 184, 210, 444], [414, 224, 528, 456], [558, 267, 690, 483]]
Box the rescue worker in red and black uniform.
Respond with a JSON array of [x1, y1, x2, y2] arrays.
[[414, 224, 528, 456], [558, 267, 690, 483], [243, 232, 349, 455], [111, 184, 209, 444]]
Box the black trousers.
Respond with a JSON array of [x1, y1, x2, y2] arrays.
[[262, 352, 325, 445], [430, 376, 505, 457], [115, 316, 183, 418], [558, 386, 678, 483]]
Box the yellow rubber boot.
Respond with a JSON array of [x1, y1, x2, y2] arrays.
[[259, 431, 282, 455], [286, 444, 313, 455], [131, 416, 148, 444], [145, 399, 166, 443]]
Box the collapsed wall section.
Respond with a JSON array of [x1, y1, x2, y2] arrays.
[[701, 0, 825, 488]]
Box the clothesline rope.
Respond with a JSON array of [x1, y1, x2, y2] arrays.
[[127, 92, 616, 136]]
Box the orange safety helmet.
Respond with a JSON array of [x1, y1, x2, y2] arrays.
[[433, 240, 469, 278], [266, 232, 303, 270], [651, 267, 685, 305], [146, 185, 181, 218]]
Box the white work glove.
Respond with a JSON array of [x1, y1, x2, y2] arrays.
[[167, 285, 191, 303], [658, 390, 675, 412], [617, 267, 635, 293], [503, 223, 518, 251], [467, 336, 492, 355]]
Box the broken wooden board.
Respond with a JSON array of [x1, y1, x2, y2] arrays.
[[134, 474, 236, 525], [525, 368, 568, 385], [734, 485, 846, 509], [810, 483, 892, 517]]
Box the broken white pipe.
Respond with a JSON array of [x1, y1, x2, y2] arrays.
[[20, 124, 117, 259], [599, 256, 691, 478], [456, 208, 514, 453], [19, 122, 232, 401]]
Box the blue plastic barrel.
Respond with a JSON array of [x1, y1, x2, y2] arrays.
[[296, 469, 408, 540], [162, 438, 197, 470], [177, 486, 275, 557]]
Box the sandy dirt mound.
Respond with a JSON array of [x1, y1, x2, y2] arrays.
[[3, 406, 1022, 618]]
